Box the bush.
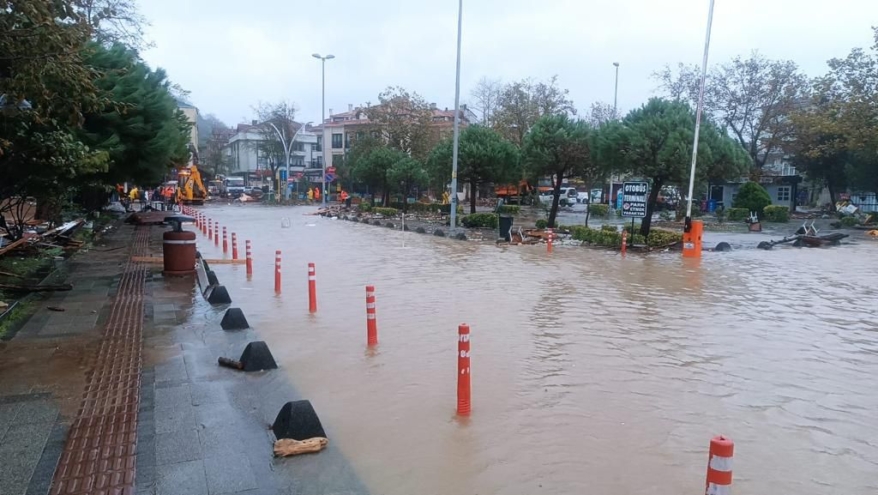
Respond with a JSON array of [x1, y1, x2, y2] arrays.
[[373, 207, 398, 217], [535, 219, 548, 229], [726, 207, 748, 222], [659, 210, 672, 222], [732, 182, 772, 218], [567, 226, 682, 248], [763, 205, 790, 223], [589, 204, 609, 217], [840, 216, 859, 227], [461, 213, 498, 229], [359, 203, 372, 213], [600, 224, 616, 232], [497, 205, 520, 215]]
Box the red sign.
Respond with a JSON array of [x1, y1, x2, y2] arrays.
[[327, 167, 336, 175]]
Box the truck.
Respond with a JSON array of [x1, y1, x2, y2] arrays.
[[223, 176, 246, 198], [494, 180, 534, 205]]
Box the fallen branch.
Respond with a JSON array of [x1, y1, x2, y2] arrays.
[[0, 270, 25, 279], [0, 283, 73, 292], [273, 437, 328, 457]]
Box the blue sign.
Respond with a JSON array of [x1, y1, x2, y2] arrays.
[[279, 169, 287, 181], [325, 174, 335, 183]]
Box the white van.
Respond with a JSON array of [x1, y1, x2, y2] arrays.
[[539, 187, 578, 206]]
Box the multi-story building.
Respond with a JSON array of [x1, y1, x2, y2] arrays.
[[176, 100, 199, 154], [223, 121, 320, 185], [315, 103, 475, 170]]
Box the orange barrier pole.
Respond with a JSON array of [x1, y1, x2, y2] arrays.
[[207, 219, 213, 239], [683, 219, 704, 259], [274, 250, 281, 293], [366, 286, 377, 346], [308, 263, 317, 313], [214, 222, 219, 247], [706, 436, 734, 495], [457, 323, 471, 415], [202, 216, 207, 236], [231, 233, 238, 260], [196, 214, 201, 231], [547, 228, 553, 253], [621, 230, 627, 256], [222, 227, 228, 254], [245, 240, 253, 279]]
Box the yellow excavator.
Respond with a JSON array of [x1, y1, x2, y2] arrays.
[[176, 145, 209, 205]]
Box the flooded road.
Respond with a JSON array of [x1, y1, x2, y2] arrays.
[[196, 204, 878, 495]]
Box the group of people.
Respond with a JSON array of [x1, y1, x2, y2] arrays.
[[115, 184, 178, 210], [304, 187, 350, 204]]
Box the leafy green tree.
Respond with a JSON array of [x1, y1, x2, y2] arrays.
[[365, 87, 434, 161], [352, 146, 406, 206], [521, 115, 593, 227], [388, 157, 428, 212], [732, 182, 772, 217], [595, 98, 750, 236], [493, 76, 576, 146], [427, 125, 520, 213], [78, 43, 191, 186]]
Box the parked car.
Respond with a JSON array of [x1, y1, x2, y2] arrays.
[[539, 187, 578, 206]]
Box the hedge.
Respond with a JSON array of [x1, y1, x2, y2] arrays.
[[589, 204, 609, 217], [840, 216, 859, 227], [567, 226, 682, 248], [763, 205, 790, 223], [373, 207, 398, 217], [497, 205, 520, 215], [359, 203, 372, 213], [535, 219, 548, 229], [461, 213, 498, 229], [726, 208, 748, 222]]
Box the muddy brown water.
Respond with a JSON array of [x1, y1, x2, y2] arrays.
[[197, 204, 878, 495]]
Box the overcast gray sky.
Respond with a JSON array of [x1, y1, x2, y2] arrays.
[[139, 0, 876, 126]]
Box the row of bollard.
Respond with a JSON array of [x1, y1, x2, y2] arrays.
[[183, 206, 734, 492]]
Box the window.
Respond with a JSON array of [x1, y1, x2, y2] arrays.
[[290, 156, 304, 166], [293, 141, 304, 152], [371, 130, 380, 139], [332, 133, 343, 149], [356, 131, 364, 140], [776, 186, 791, 203], [315, 137, 322, 152]]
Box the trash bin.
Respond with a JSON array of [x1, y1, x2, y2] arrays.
[[345, 197, 352, 208], [499, 215, 514, 242], [708, 199, 717, 213]]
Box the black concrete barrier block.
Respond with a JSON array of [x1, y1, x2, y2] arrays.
[[433, 229, 445, 237], [240, 341, 277, 371], [415, 227, 426, 234], [373, 220, 382, 226], [221, 308, 250, 330], [385, 222, 395, 228], [454, 232, 467, 241], [351, 217, 360, 223], [207, 270, 219, 286], [714, 242, 732, 252], [201, 257, 211, 273], [205, 285, 232, 305], [272, 400, 326, 441]]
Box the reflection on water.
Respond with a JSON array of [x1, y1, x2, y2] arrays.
[[199, 204, 878, 495]]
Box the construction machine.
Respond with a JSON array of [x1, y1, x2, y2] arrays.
[[176, 144, 209, 205]]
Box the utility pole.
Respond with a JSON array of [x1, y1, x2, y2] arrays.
[[312, 53, 335, 206], [449, 0, 463, 231]]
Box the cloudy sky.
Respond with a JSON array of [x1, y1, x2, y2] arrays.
[[139, 0, 876, 127]]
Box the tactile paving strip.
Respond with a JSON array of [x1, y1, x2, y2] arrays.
[[50, 227, 150, 495]]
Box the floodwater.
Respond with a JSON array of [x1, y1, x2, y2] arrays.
[[198, 204, 878, 495]]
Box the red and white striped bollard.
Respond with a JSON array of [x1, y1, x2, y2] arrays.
[[706, 435, 734, 495], [366, 286, 377, 346]]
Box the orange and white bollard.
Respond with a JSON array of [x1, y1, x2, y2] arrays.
[[307, 263, 317, 313], [705, 436, 734, 495], [207, 219, 213, 240], [214, 222, 219, 247], [621, 230, 628, 256], [366, 286, 377, 346], [196, 214, 201, 231], [231, 233, 238, 260], [457, 323, 471, 415], [202, 217, 208, 236], [274, 250, 281, 293], [245, 240, 253, 278], [222, 227, 228, 254], [547, 228, 553, 253]]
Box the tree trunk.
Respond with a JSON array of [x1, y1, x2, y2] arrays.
[[470, 180, 477, 214], [827, 181, 837, 211], [640, 178, 664, 237], [583, 182, 591, 227], [547, 174, 563, 228]]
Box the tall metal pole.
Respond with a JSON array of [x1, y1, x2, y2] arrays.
[[610, 62, 620, 208], [321, 59, 326, 206], [449, 0, 463, 231], [685, 0, 716, 220]]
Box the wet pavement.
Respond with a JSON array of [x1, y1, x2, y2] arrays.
[[192, 203, 878, 495], [1, 205, 876, 495]]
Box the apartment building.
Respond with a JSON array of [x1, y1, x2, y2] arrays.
[[223, 121, 320, 183]]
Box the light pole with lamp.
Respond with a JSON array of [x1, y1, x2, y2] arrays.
[[449, 0, 463, 232], [267, 121, 312, 201], [312, 53, 335, 206]]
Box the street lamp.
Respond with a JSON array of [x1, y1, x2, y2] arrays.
[[267, 120, 312, 201], [312, 53, 335, 206], [449, 0, 463, 231]]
